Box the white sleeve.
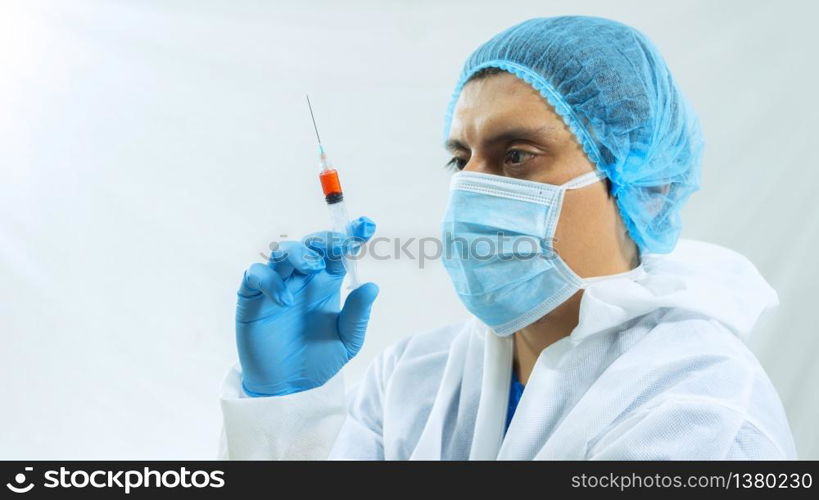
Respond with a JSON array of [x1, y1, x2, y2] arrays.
[[327, 334, 419, 459], [587, 397, 794, 460], [725, 420, 797, 460], [218, 365, 347, 460], [327, 353, 391, 459]]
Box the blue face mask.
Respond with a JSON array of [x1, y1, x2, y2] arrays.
[[441, 170, 606, 336]]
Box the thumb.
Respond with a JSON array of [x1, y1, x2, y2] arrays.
[[337, 282, 379, 357]]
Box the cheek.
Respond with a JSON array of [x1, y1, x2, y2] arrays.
[[553, 182, 614, 259]]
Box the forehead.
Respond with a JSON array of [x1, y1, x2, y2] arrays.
[[449, 72, 564, 137]]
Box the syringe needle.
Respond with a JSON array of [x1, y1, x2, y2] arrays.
[[305, 95, 324, 154]]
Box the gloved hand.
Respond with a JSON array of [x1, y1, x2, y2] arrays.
[[236, 216, 378, 397]]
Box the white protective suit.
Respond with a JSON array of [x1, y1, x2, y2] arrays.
[[218, 240, 797, 459]]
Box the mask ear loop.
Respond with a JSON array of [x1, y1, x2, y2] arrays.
[[549, 169, 610, 291], [543, 169, 606, 248], [561, 170, 606, 190], [559, 169, 645, 289]]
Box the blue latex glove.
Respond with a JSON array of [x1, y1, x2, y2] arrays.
[[236, 216, 378, 397]]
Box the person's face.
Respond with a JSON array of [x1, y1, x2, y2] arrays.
[[445, 71, 635, 276], [445, 71, 595, 184]]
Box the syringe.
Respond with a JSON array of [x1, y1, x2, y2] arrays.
[[306, 95, 361, 289]]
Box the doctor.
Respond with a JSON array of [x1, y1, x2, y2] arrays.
[[219, 16, 796, 459]]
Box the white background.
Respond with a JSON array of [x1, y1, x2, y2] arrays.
[[1, 0, 817, 459]]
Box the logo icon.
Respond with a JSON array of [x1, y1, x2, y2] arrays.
[[6, 467, 34, 494]]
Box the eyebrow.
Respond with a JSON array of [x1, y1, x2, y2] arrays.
[[445, 125, 555, 153]]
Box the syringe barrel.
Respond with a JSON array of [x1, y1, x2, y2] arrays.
[[319, 168, 344, 204], [326, 200, 360, 289]]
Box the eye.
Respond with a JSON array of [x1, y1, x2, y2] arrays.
[[445, 157, 468, 172], [505, 149, 535, 166]]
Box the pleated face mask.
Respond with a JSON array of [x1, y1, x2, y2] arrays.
[[441, 169, 605, 336]]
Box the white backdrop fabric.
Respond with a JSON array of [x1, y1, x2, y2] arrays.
[[1, 0, 817, 459]]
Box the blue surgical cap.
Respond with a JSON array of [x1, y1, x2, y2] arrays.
[[442, 16, 704, 254]]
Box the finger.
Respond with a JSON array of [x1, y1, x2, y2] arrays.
[[240, 263, 293, 306], [269, 240, 325, 279], [303, 230, 350, 276], [343, 217, 376, 271], [337, 282, 379, 357], [349, 216, 376, 244]]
